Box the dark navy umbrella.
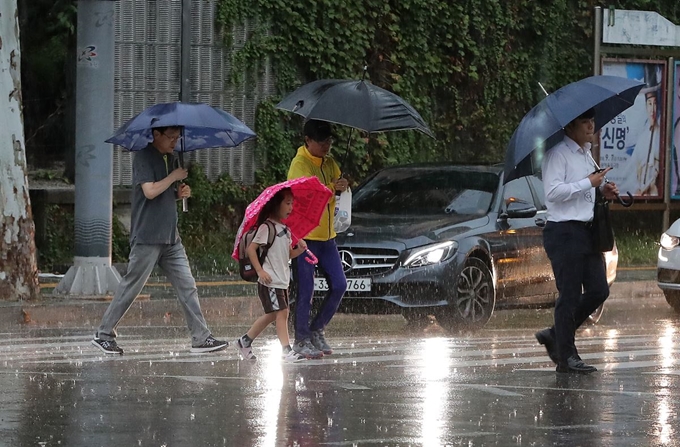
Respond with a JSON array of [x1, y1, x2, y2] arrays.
[[106, 101, 256, 151], [503, 75, 645, 184], [276, 79, 434, 138]]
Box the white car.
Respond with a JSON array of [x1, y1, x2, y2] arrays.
[[657, 219, 680, 313]]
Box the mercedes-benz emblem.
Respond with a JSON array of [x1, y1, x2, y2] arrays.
[[338, 250, 354, 273]]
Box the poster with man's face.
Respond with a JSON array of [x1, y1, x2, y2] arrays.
[[600, 59, 666, 199], [671, 62, 680, 199]]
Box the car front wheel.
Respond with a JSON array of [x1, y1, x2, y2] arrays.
[[436, 257, 495, 332], [663, 290, 680, 313]]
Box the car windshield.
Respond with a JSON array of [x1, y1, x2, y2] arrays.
[[353, 167, 499, 215]]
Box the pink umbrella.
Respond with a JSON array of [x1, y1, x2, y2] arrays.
[[231, 176, 333, 262]]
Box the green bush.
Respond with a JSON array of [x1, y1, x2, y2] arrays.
[[615, 230, 658, 266], [177, 164, 263, 275], [39, 204, 75, 269], [611, 210, 662, 266]]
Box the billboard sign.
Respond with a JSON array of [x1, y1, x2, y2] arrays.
[[600, 59, 666, 199]]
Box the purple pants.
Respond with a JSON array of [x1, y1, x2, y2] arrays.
[[294, 239, 347, 341]]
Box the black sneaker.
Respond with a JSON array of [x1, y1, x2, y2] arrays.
[[92, 338, 124, 355], [191, 335, 228, 353]]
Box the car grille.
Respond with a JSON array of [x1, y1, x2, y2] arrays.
[[338, 247, 400, 277]]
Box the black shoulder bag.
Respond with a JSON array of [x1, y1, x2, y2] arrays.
[[592, 187, 615, 252]]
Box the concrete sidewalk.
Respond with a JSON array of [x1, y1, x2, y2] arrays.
[[0, 267, 660, 330]]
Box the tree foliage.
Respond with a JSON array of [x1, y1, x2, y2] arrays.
[[217, 0, 680, 183]]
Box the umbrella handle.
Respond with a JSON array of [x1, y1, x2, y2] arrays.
[[617, 192, 634, 207], [304, 249, 318, 265]]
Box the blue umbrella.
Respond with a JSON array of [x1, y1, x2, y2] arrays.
[[106, 101, 256, 151], [503, 75, 645, 184], [106, 101, 256, 212]]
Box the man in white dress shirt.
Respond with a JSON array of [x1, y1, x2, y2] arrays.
[[534, 108, 620, 374]]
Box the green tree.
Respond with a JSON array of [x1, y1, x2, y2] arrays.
[[217, 0, 680, 183]]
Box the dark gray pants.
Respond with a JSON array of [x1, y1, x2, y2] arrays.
[[543, 221, 610, 364], [96, 241, 211, 346]]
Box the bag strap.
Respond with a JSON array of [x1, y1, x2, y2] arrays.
[[257, 220, 278, 265], [594, 178, 614, 204]]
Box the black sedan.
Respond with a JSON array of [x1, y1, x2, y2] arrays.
[[307, 164, 617, 332]]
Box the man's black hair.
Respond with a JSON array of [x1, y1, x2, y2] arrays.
[[576, 108, 595, 120], [152, 125, 182, 134]]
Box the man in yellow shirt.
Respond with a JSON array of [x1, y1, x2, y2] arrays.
[[288, 120, 348, 358]]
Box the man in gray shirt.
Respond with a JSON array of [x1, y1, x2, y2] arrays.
[[92, 126, 227, 354]]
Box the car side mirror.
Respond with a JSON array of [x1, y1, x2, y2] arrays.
[[502, 202, 537, 219]]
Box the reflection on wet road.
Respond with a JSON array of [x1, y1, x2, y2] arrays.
[[0, 295, 678, 446]]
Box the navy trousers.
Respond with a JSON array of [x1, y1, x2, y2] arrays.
[[293, 238, 347, 341], [543, 221, 610, 364]]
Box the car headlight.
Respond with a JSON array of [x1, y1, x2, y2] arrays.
[[660, 233, 680, 251], [403, 241, 458, 268]]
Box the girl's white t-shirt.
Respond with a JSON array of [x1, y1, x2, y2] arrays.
[[251, 220, 292, 289]]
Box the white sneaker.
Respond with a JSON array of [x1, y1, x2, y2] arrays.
[[234, 338, 256, 360], [283, 349, 306, 363]]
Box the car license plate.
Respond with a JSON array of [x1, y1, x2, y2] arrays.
[[314, 277, 371, 292]]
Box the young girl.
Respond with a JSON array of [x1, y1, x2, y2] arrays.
[[235, 188, 308, 362]]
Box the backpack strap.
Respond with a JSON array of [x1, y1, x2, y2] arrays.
[[257, 220, 278, 265]]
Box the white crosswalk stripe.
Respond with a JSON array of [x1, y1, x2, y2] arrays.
[[0, 330, 674, 375]]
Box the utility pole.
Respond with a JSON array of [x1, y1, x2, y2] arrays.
[[54, 0, 120, 296]]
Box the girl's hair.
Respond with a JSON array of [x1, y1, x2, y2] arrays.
[[255, 187, 292, 227]]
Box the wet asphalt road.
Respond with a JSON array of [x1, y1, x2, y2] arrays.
[[0, 291, 678, 447]]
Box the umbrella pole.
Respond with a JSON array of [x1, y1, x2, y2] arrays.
[[180, 129, 189, 212], [341, 64, 368, 168], [341, 128, 354, 169]]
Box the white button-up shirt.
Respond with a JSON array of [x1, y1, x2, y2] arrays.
[[542, 136, 600, 223]]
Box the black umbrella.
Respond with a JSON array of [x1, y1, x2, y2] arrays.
[[276, 78, 434, 138], [503, 75, 644, 185]]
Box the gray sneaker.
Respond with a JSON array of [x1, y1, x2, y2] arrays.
[[92, 338, 123, 355], [293, 338, 323, 359], [311, 329, 333, 355], [191, 335, 228, 353]]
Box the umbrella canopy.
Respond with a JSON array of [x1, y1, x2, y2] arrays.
[[231, 176, 333, 260], [276, 79, 434, 138], [503, 75, 645, 183], [106, 102, 256, 151]]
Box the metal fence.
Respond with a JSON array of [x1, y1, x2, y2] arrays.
[[112, 0, 273, 185]]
